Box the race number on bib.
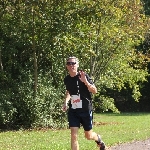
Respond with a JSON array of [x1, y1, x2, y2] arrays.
[[71, 95, 82, 109]]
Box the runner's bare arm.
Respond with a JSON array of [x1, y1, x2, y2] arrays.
[[62, 90, 71, 111], [65, 90, 71, 104], [79, 71, 97, 94], [84, 81, 97, 94]]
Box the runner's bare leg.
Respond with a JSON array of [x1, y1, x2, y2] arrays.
[[71, 127, 79, 150], [84, 130, 100, 141]]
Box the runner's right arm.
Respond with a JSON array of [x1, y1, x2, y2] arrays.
[[62, 90, 70, 111]]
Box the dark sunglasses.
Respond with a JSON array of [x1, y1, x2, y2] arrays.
[[66, 62, 76, 65]]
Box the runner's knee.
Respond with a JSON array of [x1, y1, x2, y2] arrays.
[[85, 132, 93, 140]]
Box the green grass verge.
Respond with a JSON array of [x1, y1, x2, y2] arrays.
[[0, 112, 150, 150]]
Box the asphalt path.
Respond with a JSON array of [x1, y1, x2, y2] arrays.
[[110, 138, 150, 150]]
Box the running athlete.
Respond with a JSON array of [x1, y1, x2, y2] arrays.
[[62, 56, 106, 150]]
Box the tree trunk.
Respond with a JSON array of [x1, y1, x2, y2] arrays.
[[0, 49, 3, 71], [32, 6, 38, 97]]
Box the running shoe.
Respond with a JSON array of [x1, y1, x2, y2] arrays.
[[98, 141, 106, 150], [95, 135, 106, 150]]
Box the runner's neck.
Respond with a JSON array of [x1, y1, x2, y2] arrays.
[[69, 72, 77, 77]]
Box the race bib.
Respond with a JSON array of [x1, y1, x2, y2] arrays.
[[71, 95, 82, 109]]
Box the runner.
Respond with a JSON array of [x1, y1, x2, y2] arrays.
[[62, 56, 106, 150]]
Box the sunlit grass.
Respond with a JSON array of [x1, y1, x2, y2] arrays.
[[0, 112, 150, 150], [94, 112, 150, 146]]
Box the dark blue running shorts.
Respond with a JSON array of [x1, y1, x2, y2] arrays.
[[68, 110, 93, 131]]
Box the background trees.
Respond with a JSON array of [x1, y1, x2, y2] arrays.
[[0, 0, 150, 129]]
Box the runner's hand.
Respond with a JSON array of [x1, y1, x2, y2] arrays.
[[79, 70, 87, 83], [62, 103, 68, 112]]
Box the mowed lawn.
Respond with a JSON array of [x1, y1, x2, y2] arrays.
[[0, 112, 150, 150]]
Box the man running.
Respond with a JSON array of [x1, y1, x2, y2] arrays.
[[62, 56, 106, 150]]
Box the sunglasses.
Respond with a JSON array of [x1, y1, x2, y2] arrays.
[[66, 62, 76, 65]]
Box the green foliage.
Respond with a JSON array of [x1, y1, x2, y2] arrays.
[[93, 95, 120, 113], [99, 52, 148, 101], [0, 71, 67, 129], [0, 90, 16, 127], [0, 0, 150, 129], [143, 0, 150, 15], [32, 73, 67, 129]]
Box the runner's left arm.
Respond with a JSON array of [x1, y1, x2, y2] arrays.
[[79, 71, 97, 94], [84, 77, 97, 94]]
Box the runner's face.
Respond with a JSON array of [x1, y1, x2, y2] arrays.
[[66, 58, 78, 73]]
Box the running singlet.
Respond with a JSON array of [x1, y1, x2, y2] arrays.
[[64, 73, 94, 111]]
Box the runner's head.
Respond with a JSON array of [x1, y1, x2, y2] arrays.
[[66, 56, 79, 75]]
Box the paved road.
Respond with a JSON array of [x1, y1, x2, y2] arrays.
[[110, 138, 150, 150]]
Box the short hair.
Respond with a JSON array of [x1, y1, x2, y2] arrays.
[[66, 56, 79, 66]]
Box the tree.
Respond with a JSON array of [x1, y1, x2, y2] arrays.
[[54, 0, 149, 112], [0, 0, 149, 129]]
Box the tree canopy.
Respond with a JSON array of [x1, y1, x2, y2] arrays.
[[0, 0, 150, 129]]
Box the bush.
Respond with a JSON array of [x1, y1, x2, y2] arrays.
[[0, 72, 68, 130], [32, 74, 67, 129]]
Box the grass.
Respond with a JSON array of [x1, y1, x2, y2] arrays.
[[0, 112, 150, 150]]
